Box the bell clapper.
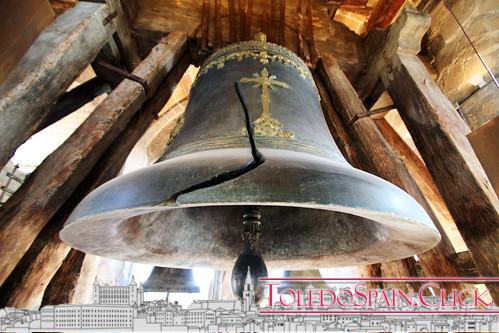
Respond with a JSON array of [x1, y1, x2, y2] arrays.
[[231, 207, 268, 303]]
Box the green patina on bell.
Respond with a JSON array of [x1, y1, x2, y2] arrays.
[[60, 40, 440, 274]]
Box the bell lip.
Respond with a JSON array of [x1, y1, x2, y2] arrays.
[[59, 202, 441, 270], [60, 201, 441, 270], [59, 148, 441, 269]]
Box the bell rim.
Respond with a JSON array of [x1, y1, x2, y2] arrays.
[[60, 148, 440, 269], [59, 202, 440, 269]]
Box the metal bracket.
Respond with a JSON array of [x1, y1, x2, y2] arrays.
[[348, 105, 395, 128], [94, 60, 150, 96]]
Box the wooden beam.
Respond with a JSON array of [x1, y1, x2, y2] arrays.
[[41, 249, 85, 306], [0, 53, 190, 309], [0, 0, 54, 85], [229, 0, 236, 43], [306, 0, 318, 66], [0, 2, 115, 171], [245, 0, 253, 40], [317, 54, 463, 291], [376, 0, 406, 28], [278, 0, 286, 45], [36, 78, 111, 132], [269, 0, 276, 42], [261, 0, 268, 37], [377, 8, 499, 303], [214, 0, 222, 48], [239, 0, 246, 40], [201, 0, 210, 49], [104, 0, 141, 70], [455, 251, 480, 277], [362, 0, 385, 36], [0, 32, 188, 288], [314, 71, 419, 292], [375, 117, 468, 277], [297, 0, 305, 59], [31, 55, 189, 308]]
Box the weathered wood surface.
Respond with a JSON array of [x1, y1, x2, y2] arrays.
[[354, 7, 428, 103], [105, 0, 142, 70], [37, 77, 111, 132], [317, 54, 462, 290], [359, 8, 499, 301], [0, 32, 188, 288], [134, 0, 364, 80], [455, 251, 480, 277], [375, 117, 463, 249], [0, 2, 115, 170], [385, 52, 499, 302], [41, 249, 85, 306], [0, 0, 54, 85], [314, 71, 420, 292], [39, 54, 189, 307]]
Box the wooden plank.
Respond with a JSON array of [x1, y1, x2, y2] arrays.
[[269, 0, 276, 42], [362, 0, 384, 36], [0, 32, 188, 288], [455, 251, 480, 277], [239, 0, 246, 40], [278, 0, 285, 45], [228, 0, 236, 43], [214, 0, 222, 48], [105, 0, 142, 70], [297, 0, 305, 59], [376, 0, 406, 28], [41, 249, 85, 306], [375, 117, 468, 280], [0, 2, 115, 171], [306, 0, 318, 66], [245, 0, 253, 41], [314, 71, 420, 292], [201, 0, 209, 49], [318, 54, 463, 291], [0, 0, 54, 85], [36, 77, 111, 132]]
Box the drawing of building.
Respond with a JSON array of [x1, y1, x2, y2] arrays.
[[1, 272, 498, 332], [93, 275, 143, 306]]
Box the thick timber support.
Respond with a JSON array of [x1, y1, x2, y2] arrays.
[[40, 54, 189, 307], [317, 54, 462, 291], [365, 8, 499, 302], [0, 54, 190, 308], [0, 32, 188, 287], [37, 77, 112, 132], [0, 2, 116, 170], [104, 0, 141, 70], [314, 71, 419, 291]]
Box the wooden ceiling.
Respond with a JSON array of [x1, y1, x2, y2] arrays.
[[49, 0, 413, 82]]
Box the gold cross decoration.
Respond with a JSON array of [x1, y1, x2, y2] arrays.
[[239, 68, 294, 138]]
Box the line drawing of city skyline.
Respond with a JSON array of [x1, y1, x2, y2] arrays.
[[1, 270, 498, 332]]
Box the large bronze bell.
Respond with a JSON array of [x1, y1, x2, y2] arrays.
[[142, 267, 200, 293], [61, 41, 440, 273]]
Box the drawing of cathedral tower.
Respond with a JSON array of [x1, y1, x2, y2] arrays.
[[93, 276, 100, 304], [243, 267, 254, 312]]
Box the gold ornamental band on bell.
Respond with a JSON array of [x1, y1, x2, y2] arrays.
[[60, 40, 441, 270]]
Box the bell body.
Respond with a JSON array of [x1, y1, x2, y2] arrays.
[[60, 41, 440, 269], [142, 267, 200, 293]]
